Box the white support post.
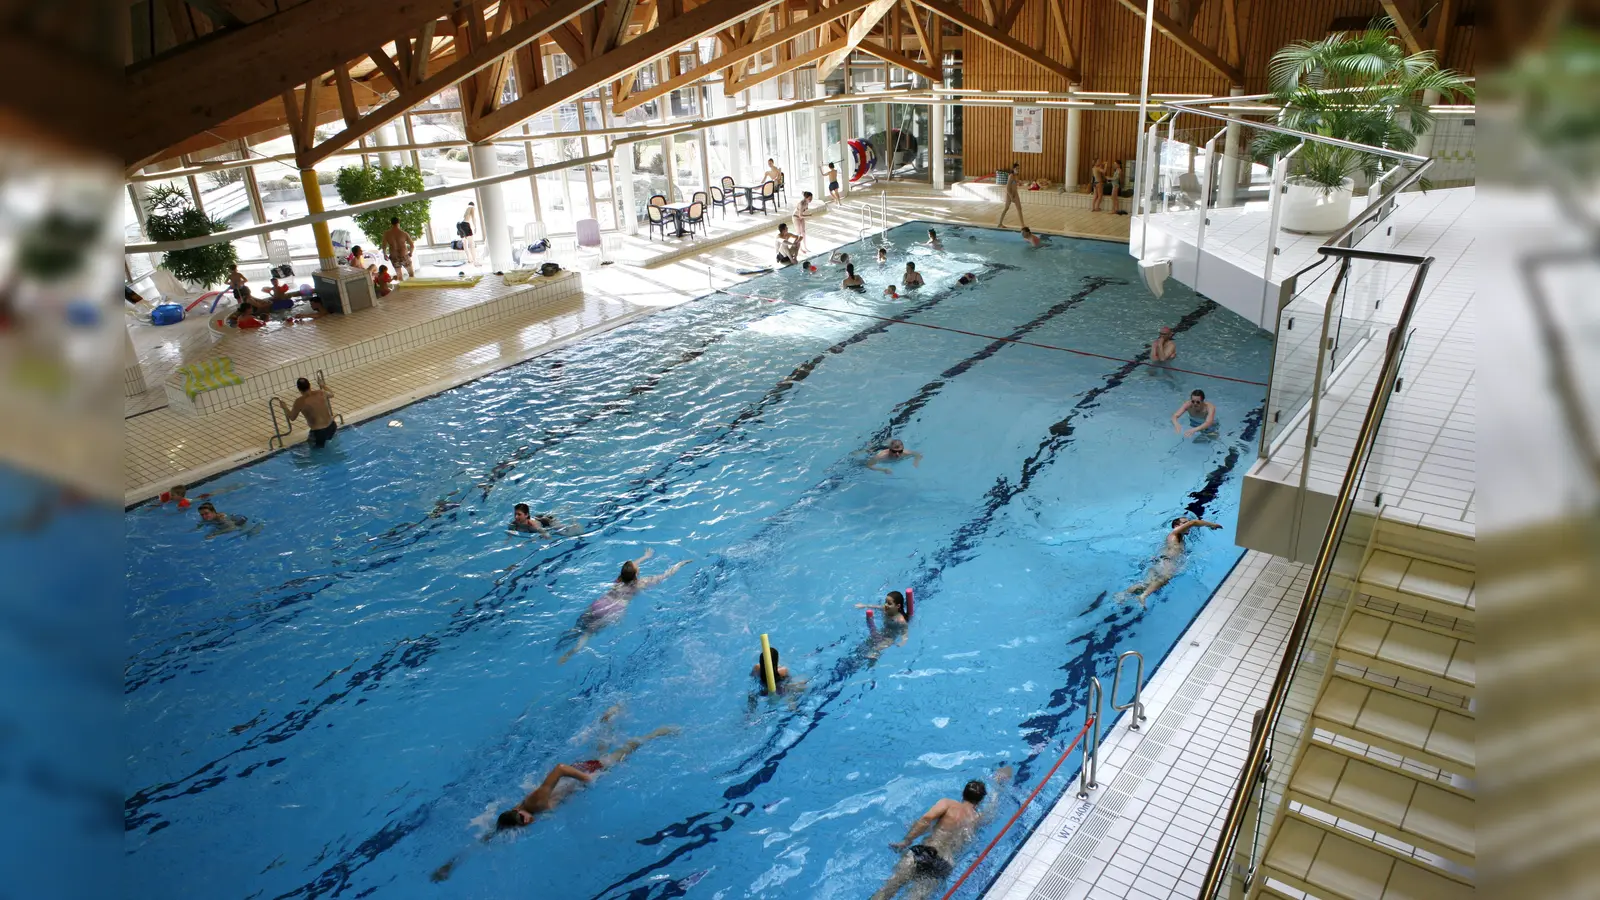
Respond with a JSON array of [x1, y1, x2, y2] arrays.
[[1064, 89, 1082, 191], [469, 143, 513, 271], [930, 101, 946, 190], [1218, 86, 1244, 207]]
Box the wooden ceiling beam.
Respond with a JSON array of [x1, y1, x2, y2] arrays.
[[733, 39, 837, 92], [995, 0, 1030, 33], [902, 0, 930, 60], [816, 0, 901, 81], [1219, 0, 1239, 69], [907, 0, 1078, 82], [1379, 0, 1428, 55], [470, 0, 783, 141], [334, 61, 361, 127], [123, 0, 459, 165], [1432, 0, 1455, 58], [1110, 0, 1242, 84], [614, 0, 880, 114], [301, 0, 609, 167], [856, 38, 941, 83], [1046, 0, 1076, 70]]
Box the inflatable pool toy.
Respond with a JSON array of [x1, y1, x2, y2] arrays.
[[150, 303, 185, 326], [904, 587, 914, 618], [183, 290, 225, 314], [847, 139, 876, 183]]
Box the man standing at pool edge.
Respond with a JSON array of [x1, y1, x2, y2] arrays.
[[998, 162, 1026, 230], [281, 377, 337, 448]]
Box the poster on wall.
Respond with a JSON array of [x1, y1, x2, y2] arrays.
[[1012, 106, 1044, 154]]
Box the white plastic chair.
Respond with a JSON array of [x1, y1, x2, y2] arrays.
[[516, 222, 550, 267], [575, 218, 608, 267]]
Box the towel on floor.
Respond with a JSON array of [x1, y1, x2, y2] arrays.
[[177, 357, 243, 399], [502, 269, 542, 285], [395, 275, 484, 289]]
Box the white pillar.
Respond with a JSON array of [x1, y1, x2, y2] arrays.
[[1219, 86, 1245, 207], [1412, 88, 1442, 160], [374, 122, 403, 168], [615, 136, 638, 236], [1064, 85, 1082, 191], [930, 101, 946, 190], [468, 143, 513, 271]]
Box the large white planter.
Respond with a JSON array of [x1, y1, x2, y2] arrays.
[[1279, 178, 1354, 234]]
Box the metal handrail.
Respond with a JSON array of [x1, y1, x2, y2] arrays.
[[1197, 246, 1436, 900], [267, 397, 292, 449], [315, 369, 344, 425], [1110, 650, 1148, 732], [1078, 676, 1104, 798]]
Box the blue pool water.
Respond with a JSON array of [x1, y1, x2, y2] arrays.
[[124, 223, 1270, 899]]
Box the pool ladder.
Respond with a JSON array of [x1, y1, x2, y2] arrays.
[[267, 369, 342, 450], [854, 191, 889, 248], [1112, 649, 1149, 730], [1075, 651, 1149, 799]]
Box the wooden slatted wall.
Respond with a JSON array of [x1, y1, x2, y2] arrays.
[[960, 0, 1479, 187]]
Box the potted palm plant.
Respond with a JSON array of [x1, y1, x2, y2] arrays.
[[1254, 17, 1474, 234]]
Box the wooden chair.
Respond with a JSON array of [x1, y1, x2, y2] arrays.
[[719, 175, 735, 195], [649, 194, 668, 208], [692, 190, 708, 208], [646, 204, 670, 240], [753, 179, 778, 214]]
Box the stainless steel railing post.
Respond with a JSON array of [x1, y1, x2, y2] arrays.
[[1079, 676, 1104, 798], [1111, 650, 1149, 731]]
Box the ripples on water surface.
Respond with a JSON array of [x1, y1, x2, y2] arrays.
[[124, 223, 1271, 899]]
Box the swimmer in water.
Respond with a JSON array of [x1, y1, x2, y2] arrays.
[[558, 549, 691, 663], [924, 228, 943, 251], [958, 272, 976, 286], [831, 249, 851, 265], [1126, 516, 1222, 606], [871, 766, 1013, 900], [1171, 389, 1218, 439], [857, 591, 909, 629], [492, 708, 676, 832], [902, 262, 924, 288], [510, 503, 578, 537], [750, 645, 806, 695], [877, 246, 889, 264], [884, 284, 900, 299], [1151, 326, 1177, 363], [841, 263, 865, 289], [1020, 227, 1042, 248], [865, 439, 922, 474], [195, 501, 248, 536]]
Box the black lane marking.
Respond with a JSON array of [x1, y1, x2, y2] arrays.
[[585, 300, 1238, 899], [123, 271, 982, 838], [244, 272, 1122, 899]]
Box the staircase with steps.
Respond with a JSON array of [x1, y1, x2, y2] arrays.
[[1249, 517, 1475, 900]]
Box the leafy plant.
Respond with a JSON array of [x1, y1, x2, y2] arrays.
[[1253, 16, 1475, 193], [143, 184, 237, 288], [1491, 25, 1600, 179], [333, 164, 432, 248]]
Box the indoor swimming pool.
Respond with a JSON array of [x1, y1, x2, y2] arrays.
[[124, 223, 1271, 899]]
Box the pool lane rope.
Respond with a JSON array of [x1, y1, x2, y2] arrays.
[[940, 715, 1097, 900], [717, 289, 1268, 387]]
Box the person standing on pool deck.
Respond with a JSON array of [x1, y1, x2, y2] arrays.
[[998, 162, 1026, 229], [871, 766, 1013, 900], [279, 377, 337, 448], [1151, 326, 1177, 363], [1127, 516, 1222, 605], [826, 162, 842, 202], [1171, 389, 1217, 439], [559, 549, 691, 663], [382, 216, 415, 280], [794, 191, 813, 249], [866, 439, 922, 474]]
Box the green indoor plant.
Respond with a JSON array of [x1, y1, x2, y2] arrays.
[[1253, 16, 1474, 230], [333, 163, 432, 248], [143, 184, 238, 288]]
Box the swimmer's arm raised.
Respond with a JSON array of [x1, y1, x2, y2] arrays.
[[889, 800, 950, 851], [631, 547, 655, 567], [548, 763, 595, 786], [1170, 401, 1188, 434]]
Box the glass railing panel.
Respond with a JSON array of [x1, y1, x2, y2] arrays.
[[1262, 257, 1342, 454]]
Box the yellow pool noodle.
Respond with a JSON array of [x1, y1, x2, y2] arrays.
[[759, 633, 777, 695]]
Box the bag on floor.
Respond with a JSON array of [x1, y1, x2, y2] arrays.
[[450, 239, 464, 250], [539, 262, 562, 277]]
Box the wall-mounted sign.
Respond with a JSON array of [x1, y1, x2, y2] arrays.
[[1012, 106, 1044, 154]]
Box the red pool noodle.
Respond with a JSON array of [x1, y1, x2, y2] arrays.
[[904, 588, 914, 618], [866, 609, 876, 634]]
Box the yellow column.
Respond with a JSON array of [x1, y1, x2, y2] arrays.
[[301, 168, 337, 270]]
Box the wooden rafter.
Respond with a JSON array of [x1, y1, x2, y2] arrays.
[[413, 20, 439, 82], [1379, 0, 1428, 55], [856, 39, 941, 83], [903, 0, 931, 61], [368, 46, 407, 89], [300, 0, 610, 167], [470, 0, 784, 141], [614, 0, 881, 114], [1220, 0, 1239, 69], [1046, 0, 1076, 71], [995, 0, 1030, 33], [816, 0, 901, 81], [733, 40, 838, 92], [1433, 0, 1456, 58], [123, 0, 460, 164], [334, 62, 360, 127], [906, 0, 1078, 82], [1110, 0, 1242, 84]]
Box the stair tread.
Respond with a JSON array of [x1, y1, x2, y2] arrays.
[[1291, 744, 1475, 861], [1264, 813, 1472, 900], [1314, 674, 1475, 775], [1361, 549, 1476, 617], [1337, 608, 1476, 689]]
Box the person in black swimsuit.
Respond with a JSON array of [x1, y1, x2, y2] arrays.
[[871, 768, 1011, 899]]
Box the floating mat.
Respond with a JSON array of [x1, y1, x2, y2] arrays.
[[395, 276, 484, 289], [176, 357, 243, 399]]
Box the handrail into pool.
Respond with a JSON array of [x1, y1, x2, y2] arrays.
[[940, 713, 1098, 900], [267, 398, 292, 450], [1196, 246, 1436, 900]]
